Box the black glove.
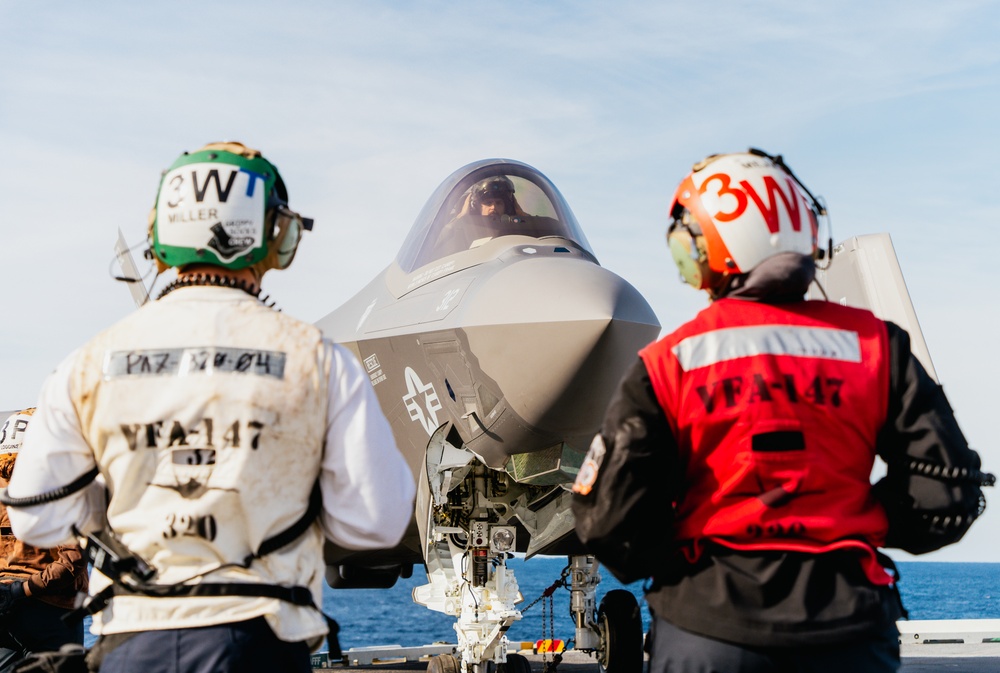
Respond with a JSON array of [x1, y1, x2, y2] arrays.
[[0, 581, 26, 615]]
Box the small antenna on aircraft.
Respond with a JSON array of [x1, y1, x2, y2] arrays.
[[112, 228, 151, 308]]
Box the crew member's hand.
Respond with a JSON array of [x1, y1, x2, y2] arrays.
[[0, 581, 25, 615]]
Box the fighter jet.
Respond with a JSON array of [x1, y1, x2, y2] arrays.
[[315, 159, 661, 673]]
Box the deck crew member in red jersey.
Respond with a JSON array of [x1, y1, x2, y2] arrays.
[[572, 149, 993, 673]]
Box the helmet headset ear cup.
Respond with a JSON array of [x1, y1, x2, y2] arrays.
[[666, 207, 724, 292], [667, 226, 721, 291]]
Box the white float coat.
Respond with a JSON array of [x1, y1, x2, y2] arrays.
[[7, 286, 415, 646]]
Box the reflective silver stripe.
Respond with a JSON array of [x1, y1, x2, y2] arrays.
[[103, 347, 286, 379], [671, 325, 862, 371]]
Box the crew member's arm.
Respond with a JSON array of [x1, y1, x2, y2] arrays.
[[571, 358, 680, 583], [873, 322, 992, 554], [7, 351, 105, 547], [24, 544, 88, 597], [319, 342, 416, 549]]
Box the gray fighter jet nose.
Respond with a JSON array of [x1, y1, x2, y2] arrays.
[[319, 160, 663, 665], [461, 248, 660, 454]]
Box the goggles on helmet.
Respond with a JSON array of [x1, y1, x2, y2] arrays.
[[271, 205, 314, 270]]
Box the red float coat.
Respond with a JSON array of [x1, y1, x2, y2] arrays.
[[639, 298, 892, 585], [574, 253, 986, 646]]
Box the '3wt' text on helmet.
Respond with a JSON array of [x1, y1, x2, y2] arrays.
[[666, 148, 827, 297]]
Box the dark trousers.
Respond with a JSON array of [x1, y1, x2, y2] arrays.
[[0, 599, 84, 673], [97, 617, 311, 673], [648, 616, 900, 673]]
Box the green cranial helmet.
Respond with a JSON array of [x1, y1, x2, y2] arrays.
[[148, 142, 311, 275]]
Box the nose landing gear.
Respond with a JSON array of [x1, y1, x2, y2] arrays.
[[569, 555, 643, 673]]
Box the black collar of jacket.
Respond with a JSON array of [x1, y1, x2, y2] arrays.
[[721, 252, 815, 303]]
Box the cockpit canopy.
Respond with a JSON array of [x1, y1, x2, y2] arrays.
[[396, 159, 593, 273]]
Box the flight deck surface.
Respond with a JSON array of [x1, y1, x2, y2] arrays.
[[313, 646, 1000, 673], [313, 621, 1000, 673]]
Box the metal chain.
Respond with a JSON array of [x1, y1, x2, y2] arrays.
[[548, 593, 555, 651], [541, 592, 549, 668], [542, 589, 562, 673], [520, 576, 565, 614], [517, 567, 572, 673]]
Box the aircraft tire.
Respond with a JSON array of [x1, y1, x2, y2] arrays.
[[428, 654, 460, 673], [499, 653, 531, 673], [597, 589, 643, 673]]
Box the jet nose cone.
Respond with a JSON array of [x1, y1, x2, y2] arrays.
[[463, 252, 660, 449], [467, 248, 659, 327]]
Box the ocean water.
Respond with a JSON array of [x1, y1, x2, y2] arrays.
[[320, 559, 1000, 651], [82, 559, 1000, 650], [894, 562, 1000, 620]]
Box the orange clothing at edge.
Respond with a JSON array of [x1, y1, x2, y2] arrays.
[[639, 299, 892, 585], [0, 465, 89, 610]]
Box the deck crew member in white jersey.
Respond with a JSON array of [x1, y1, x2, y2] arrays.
[[5, 142, 416, 673]]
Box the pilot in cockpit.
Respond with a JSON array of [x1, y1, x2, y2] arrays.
[[437, 175, 559, 255], [469, 176, 517, 223]]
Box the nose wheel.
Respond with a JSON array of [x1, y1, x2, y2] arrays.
[[596, 590, 643, 673]]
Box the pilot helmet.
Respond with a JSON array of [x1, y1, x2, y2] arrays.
[[666, 149, 822, 296], [1, 408, 35, 455], [148, 141, 313, 278], [469, 176, 516, 215]]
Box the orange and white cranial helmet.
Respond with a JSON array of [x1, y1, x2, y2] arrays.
[[0, 408, 35, 454], [666, 148, 824, 294]]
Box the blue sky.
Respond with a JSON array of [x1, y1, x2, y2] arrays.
[[2, 1, 998, 562]]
